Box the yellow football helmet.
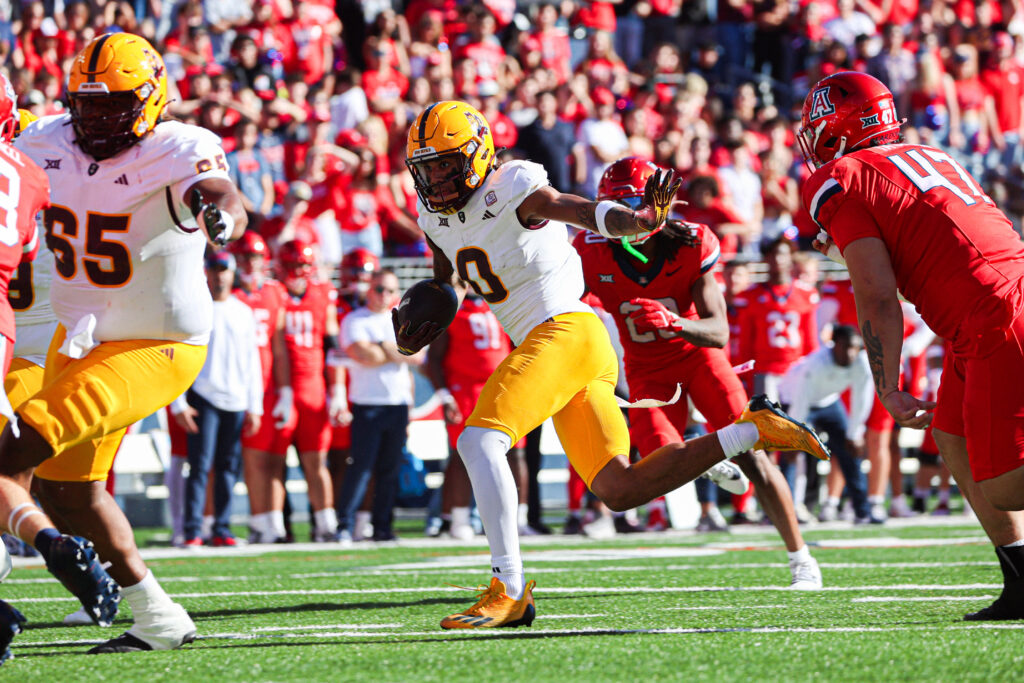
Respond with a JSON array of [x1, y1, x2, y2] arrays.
[[406, 101, 495, 214], [15, 109, 38, 137], [67, 32, 168, 160]]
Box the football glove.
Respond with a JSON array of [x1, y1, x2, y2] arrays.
[[628, 298, 684, 334], [634, 168, 681, 232], [190, 188, 234, 246], [271, 386, 294, 429], [391, 310, 444, 356], [662, 219, 702, 248]]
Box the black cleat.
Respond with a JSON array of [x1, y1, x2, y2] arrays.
[[0, 601, 26, 665], [613, 517, 645, 534], [88, 632, 155, 654], [964, 596, 1024, 621], [45, 535, 121, 627], [563, 516, 583, 535]]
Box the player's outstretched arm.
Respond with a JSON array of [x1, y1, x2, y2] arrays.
[[186, 177, 248, 245], [844, 237, 935, 429], [518, 168, 681, 237]]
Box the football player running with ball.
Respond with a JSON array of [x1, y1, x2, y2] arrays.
[[802, 71, 1024, 619], [397, 101, 830, 629], [1, 32, 247, 653], [576, 157, 823, 589]]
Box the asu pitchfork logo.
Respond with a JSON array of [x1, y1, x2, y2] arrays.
[[808, 87, 835, 121]]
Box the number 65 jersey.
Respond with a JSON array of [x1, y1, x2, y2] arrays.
[[416, 160, 590, 346], [801, 142, 1024, 358], [15, 114, 233, 347]]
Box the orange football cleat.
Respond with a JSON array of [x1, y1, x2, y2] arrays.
[[440, 578, 536, 629], [736, 394, 831, 461]]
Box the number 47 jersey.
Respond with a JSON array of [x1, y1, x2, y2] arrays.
[[15, 114, 233, 347], [802, 142, 1024, 358]]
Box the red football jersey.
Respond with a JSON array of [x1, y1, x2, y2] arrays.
[[803, 142, 1024, 358], [442, 296, 511, 394], [233, 278, 288, 390], [735, 281, 819, 375], [0, 143, 49, 343], [574, 225, 721, 374], [283, 280, 334, 391]]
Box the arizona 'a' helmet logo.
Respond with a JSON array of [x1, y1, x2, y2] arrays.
[[808, 87, 835, 121]]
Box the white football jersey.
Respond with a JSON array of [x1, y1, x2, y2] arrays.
[[15, 115, 231, 346], [417, 161, 590, 345], [11, 223, 57, 366]]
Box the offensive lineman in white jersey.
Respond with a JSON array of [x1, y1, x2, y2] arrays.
[[0, 33, 247, 654], [396, 101, 830, 629]]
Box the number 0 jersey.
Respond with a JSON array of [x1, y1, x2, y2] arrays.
[[14, 115, 232, 346], [416, 160, 591, 345], [802, 142, 1024, 358]]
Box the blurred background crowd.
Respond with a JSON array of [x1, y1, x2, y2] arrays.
[[0, 0, 1011, 547]]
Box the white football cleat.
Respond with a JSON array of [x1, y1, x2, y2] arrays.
[[88, 602, 196, 654], [64, 606, 101, 627], [582, 514, 616, 540], [788, 556, 823, 591], [702, 460, 750, 495], [450, 524, 475, 541]]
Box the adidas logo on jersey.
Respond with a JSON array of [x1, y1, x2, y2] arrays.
[[482, 210, 496, 220], [114, 174, 129, 186]]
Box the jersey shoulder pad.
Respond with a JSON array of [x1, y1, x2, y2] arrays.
[[485, 160, 549, 210], [801, 160, 849, 230], [694, 224, 720, 273], [148, 121, 230, 187], [13, 114, 72, 159]]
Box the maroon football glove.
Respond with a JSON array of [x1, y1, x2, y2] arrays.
[[391, 310, 444, 356]]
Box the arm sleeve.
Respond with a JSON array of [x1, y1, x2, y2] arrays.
[[169, 125, 234, 205], [829, 195, 884, 253]]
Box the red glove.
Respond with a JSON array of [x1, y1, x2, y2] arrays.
[[628, 298, 683, 334]]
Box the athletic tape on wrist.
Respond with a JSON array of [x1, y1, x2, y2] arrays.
[[594, 201, 619, 239]]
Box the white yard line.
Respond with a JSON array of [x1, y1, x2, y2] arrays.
[[852, 596, 997, 603], [15, 621, 1024, 649], [4, 583, 1004, 605]]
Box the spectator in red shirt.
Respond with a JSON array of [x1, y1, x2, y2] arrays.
[[519, 2, 571, 84], [478, 81, 518, 151], [261, 181, 321, 255], [576, 30, 629, 92], [453, 5, 507, 83], [362, 41, 409, 132], [684, 175, 750, 259], [982, 32, 1024, 171], [285, 2, 332, 85]]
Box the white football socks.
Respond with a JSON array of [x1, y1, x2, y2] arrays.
[[787, 545, 812, 564], [314, 508, 338, 536], [717, 422, 759, 458], [457, 426, 524, 599], [123, 569, 174, 613], [269, 510, 286, 540]]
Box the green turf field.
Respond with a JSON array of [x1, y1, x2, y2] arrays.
[[3, 516, 1022, 682]]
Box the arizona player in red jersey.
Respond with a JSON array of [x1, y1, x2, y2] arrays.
[[268, 240, 348, 542], [800, 70, 1024, 619], [735, 236, 819, 400], [328, 247, 378, 534], [229, 231, 294, 543], [576, 157, 824, 588], [0, 72, 50, 659]]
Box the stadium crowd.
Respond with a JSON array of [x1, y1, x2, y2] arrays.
[[3, 0, 1018, 546]]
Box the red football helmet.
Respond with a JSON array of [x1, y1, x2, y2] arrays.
[[597, 157, 663, 246], [340, 248, 379, 283], [229, 230, 268, 258], [0, 73, 17, 143], [798, 71, 904, 169], [278, 239, 316, 278]]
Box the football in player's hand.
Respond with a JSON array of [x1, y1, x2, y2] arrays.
[[392, 279, 459, 354]]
